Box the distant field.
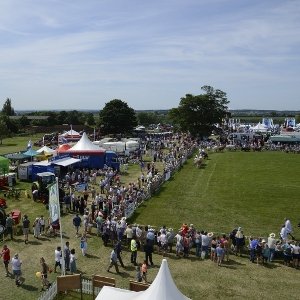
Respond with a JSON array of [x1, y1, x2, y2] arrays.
[[0, 134, 41, 155]]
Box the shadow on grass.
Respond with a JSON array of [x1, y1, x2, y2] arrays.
[[261, 262, 280, 269], [123, 265, 136, 272], [85, 253, 99, 259], [28, 240, 42, 245], [10, 238, 26, 243], [0, 143, 18, 147], [118, 271, 131, 278], [38, 237, 51, 242], [20, 283, 39, 291]]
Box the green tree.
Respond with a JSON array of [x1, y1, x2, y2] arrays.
[[0, 115, 10, 144], [99, 99, 137, 135], [169, 86, 229, 137], [136, 112, 159, 126], [2, 98, 15, 116], [84, 112, 95, 126], [18, 115, 30, 128]]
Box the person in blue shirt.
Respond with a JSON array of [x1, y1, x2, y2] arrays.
[[249, 237, 258, 263], [72, 214, 81, 237], [216, 244, 225, 266]]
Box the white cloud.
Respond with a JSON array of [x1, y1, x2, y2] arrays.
[[0, 0, 299, 110]]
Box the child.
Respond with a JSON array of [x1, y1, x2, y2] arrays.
[[216, 243, 225, 266], [141, 260, 148, 283], [135, 265, 142, 282], [40, 257, 51, 291]]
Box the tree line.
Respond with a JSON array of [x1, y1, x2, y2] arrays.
[[0, 86, 230, 141]]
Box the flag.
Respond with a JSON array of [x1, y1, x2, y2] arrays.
[[58, 136, 68, 144], [27, 140, 32, 150], [49, 181, 60, 223]]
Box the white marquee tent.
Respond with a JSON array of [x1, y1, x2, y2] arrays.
[[68, 132, 105, 152], [36, 145, 56, 154], [96, 259, 191, 300], [250, 122, 268, 133]]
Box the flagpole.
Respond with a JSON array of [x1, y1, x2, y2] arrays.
[[56, 177, 65, 276]]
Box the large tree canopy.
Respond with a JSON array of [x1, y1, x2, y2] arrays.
[[99, 99, 137, 135], [169, 85, 229, 137]]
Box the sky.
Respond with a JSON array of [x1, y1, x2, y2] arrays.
[[0, 0, 299, 111]]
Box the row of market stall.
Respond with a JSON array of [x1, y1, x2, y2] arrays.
[[3, 133, 120, 183]]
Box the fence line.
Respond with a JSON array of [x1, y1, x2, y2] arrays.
[[37, 148, 196, 300], [37, 281, 57, 300]]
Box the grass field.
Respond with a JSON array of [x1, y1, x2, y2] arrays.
[[0, 138, 300, 299]]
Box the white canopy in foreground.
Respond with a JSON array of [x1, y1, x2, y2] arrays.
[[96, 259, 191, 300]]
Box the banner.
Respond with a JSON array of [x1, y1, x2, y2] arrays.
[[49, 181, 60, 223]]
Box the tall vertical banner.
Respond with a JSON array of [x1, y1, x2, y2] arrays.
[[49, 181, 60, 223], [48, 178, 65, 275]]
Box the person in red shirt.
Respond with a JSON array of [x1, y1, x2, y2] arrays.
[[0, 244, 11, 276]]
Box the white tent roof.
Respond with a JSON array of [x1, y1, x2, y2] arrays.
[[61, 129, 81, 136], [251, 122, 268, 131], [36, 146, 56, 154], [96, 259, 191, 300], [33, 160, 51, 166], [52, 157, 81, 167], [69, 132, 104, 151]]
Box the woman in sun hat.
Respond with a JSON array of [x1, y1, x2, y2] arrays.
[[268, 233, 276, 262]]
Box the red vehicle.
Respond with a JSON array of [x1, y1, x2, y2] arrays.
[[11, 209, 22, 225]]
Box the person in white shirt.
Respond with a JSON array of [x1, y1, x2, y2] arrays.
[[175, 231, 183, 257], [267, 233, 276, 262], [280, 225, 288, 242], [54, 246, 62, 273], [11, 253, 22, 286], [284, 218, 295, 239]]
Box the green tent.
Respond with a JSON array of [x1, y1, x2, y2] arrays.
[[0, 156, 9, 175]]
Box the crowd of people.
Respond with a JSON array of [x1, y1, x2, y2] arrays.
[[1, 132, 298, 293]]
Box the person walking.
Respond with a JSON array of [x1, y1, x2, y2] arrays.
[[73, 214, 81, 237], [40, 257, 51, 291], [107, 248, 120, 273], [39, 216, 45, 235], [131, 237, 138, 266], [54, 246, 62, 273], [5, 214, 14, 240], [114, 240, 125, 268], [80, 233, 87, 256], [11, 253, 22, 287], [33, 217, 41, 239], [64, 241, 71, 271], [0, 244, 10, 276], [22, 215, 30, 244], [70, 249, 77, 274]]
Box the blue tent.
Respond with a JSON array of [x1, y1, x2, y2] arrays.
[[23, 149, 38, 157]]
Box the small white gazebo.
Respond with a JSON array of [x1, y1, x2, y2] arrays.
[[96, 259, 191, 300]]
